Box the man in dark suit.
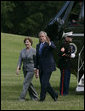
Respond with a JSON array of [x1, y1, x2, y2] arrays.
[[34, 31, 58, 101]]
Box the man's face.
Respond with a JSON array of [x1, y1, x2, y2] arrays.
[[65, 36, 72, 42], [39, 33, 47, 43]]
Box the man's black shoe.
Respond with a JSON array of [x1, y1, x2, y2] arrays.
[[31, 97, 39, 101], [54, 97, 58, 101], [54, 95, 58, 101], [39, 98, 45, 102]]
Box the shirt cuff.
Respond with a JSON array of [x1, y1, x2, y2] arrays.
[[49, 42, 51, 46], [34, 68, 37, 70]]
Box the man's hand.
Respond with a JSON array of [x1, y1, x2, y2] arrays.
[[61, 47, 65, 52], [34, 69, 39, 78], [46, 36, 50, 44], [62, 53, 66, 56]]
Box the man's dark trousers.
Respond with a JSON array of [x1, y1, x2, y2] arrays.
[[39, 69, 58, 101], [60, 69, 71, 95]]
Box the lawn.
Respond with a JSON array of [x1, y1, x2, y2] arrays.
[[1, 33, 84, 110]]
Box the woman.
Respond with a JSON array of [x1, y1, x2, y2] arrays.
[[16, 37, 38, 101]]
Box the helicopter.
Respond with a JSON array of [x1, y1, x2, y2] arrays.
[[44, 1, 84, 93]]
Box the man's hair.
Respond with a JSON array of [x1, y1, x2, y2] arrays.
[[38, 31, 47, 37], [24, 37, 33, 45]]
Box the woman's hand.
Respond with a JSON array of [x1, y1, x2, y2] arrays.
[[16, 67, 20, 75]]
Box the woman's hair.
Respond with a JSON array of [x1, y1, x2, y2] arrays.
[[24, 37, 33, 45]]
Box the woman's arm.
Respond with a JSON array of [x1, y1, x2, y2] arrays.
[[16, 51, 22, 75], [16, 65, 20, 75]]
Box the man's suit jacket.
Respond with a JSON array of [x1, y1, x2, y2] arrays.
[[35, 41, 56, 72]]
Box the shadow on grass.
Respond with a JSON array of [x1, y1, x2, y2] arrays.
[[2, 83, 84, 102]]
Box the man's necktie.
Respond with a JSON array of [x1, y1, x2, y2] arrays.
[[39, 43, 44, 55]]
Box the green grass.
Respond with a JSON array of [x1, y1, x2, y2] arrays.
[[1, 33, 84, 110]]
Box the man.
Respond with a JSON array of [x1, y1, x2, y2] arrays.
[[58, 32, 73, 96], [34, 31, 58, 101]]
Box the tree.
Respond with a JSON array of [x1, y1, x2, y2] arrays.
[[1, 1, 15, 33], [1, 1, 80, 36]]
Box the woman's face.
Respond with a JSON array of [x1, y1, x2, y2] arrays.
[[25, 40, 31, 49], [39, 33, 47, 43]]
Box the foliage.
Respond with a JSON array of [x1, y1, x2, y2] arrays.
[[1, 1, 74, 36]]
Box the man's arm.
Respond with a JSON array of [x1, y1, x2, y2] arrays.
[[62, 46, 71, 58], [34, 45, 40, 78], [49, 41, 56, 49], [34, 45, 39, 69]]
